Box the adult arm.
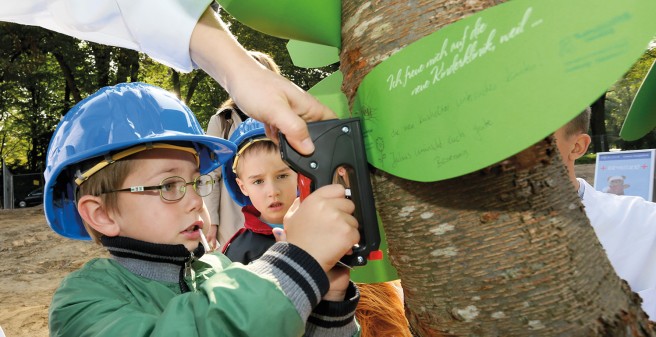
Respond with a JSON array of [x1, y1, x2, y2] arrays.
[[189, 8, 336, 154], [0, 0, 209, 71]]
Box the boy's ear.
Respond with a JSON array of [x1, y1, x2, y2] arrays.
[[77, 195, 120, 237], [235, 178, 249, 196], [571, 133, 592, 161]]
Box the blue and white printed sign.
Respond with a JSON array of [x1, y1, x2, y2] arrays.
[[594, 149, 655, 201]]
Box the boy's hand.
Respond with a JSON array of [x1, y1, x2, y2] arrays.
[[205, 225, 219, 251], [323, 266, 351, 301], [284, 185, 359, 273], [272, 227, 286, 242]]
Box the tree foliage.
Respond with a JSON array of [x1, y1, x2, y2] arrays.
[[0, 11, 335, 175], [605, 47, 656, 150]]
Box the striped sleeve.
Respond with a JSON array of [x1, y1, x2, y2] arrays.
[[305, 282, 360, 337], [246, 242, 329, 321]]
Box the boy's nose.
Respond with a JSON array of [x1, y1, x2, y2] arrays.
[[184, 187, 204, 211], [267, 182, 281, 197]]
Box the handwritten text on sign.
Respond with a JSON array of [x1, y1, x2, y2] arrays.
[[352, 0, 656, 182], [387, 8, 537, 97]]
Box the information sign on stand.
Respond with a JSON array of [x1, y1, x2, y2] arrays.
[[593, 149, 655, 201]]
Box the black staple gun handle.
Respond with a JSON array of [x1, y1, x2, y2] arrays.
[[279, 118, 382, 267]]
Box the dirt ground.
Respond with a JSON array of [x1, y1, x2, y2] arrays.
[[0, 164, 596, 337], [0, 206, 107, 337]]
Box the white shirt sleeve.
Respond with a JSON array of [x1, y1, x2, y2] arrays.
[[0, 0, 212, 72]]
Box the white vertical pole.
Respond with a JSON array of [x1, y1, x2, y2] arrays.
[[2, 159, 13, 209]]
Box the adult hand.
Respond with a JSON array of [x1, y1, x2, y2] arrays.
[[190, 8, 336, 155], [231, 66, 336, 154]]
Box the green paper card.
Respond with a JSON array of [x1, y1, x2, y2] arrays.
[[352, 0, 656, 182], [350, 214, 399, 284], [287, 40, 339, 68], [218, 0, 341, 48], [308, 71, 350, 119], [621, 60, 656, 141]]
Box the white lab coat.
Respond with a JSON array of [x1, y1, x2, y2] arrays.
[[580, 178, 656, 318], [0, 0, 212, 71]]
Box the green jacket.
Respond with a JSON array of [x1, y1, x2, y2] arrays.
[[49, 238, 359, 337]]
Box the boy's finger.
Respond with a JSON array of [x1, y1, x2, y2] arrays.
[[308, 184, 348, 200], [272, 228, 287, 242], [331, 197, 356, 215], [284, 197, 301, 220]]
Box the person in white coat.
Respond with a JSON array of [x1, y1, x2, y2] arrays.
[[0, 0, 332, 155], [554, 107, 656, 318]]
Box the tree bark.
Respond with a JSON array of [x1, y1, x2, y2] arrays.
[[340, 1, 654, 335]]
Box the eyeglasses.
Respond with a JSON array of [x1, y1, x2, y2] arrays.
[[102, 175, 214, 201]]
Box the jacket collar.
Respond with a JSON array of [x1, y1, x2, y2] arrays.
[[243, 205, 275, 235], [101, 236, 204, 291]]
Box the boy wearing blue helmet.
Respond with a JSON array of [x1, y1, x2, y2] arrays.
[[44, 82, 360, 336], [221, 119, 298, 264]]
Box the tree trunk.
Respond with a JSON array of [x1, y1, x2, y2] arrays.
[[50, 51, 82, 103], [185, 71, 208, 104], [590, 94, 608, 153], [116, 49, 139, 83], [28, 85, 39, 171], [340, 1, 653, 335], [130, 53, 140, 83], [91, 44, 111, 88], [171, 69, 181, 100]]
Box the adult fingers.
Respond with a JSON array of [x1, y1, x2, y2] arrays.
[[266, 87, 336, 155]]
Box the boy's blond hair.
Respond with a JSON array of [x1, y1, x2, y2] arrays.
[[76, 158, 135, 244], [233, 140, 279, 178]]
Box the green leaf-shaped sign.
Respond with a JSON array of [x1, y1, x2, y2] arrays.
[[287, 40, 339, 68], [621, 60, 656, 141], [350, 214, 399, 284], [352, 0, 656, 182], [217, 0, 341, 48], [308, 71, 350, 119]]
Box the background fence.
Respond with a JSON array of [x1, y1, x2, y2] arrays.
[[1, 160, 43, 209]]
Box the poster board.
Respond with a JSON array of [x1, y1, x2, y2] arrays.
[[593, 149, 655, 201]]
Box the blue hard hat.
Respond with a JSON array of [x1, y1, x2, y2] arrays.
[[44, 82, 236, 240], [223, 118, 267, 207]]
